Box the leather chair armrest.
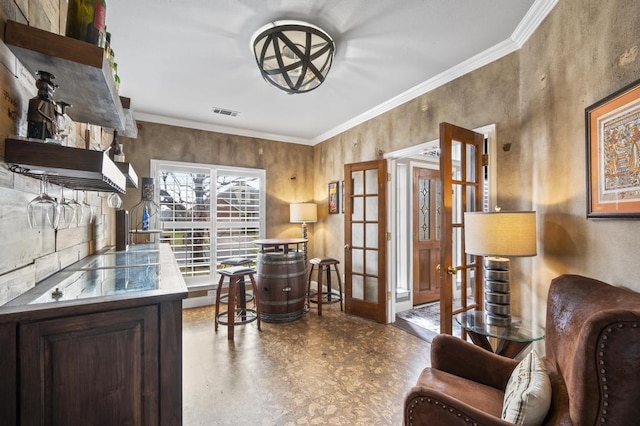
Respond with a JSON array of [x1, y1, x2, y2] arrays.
[[404, 385, 515, 426], [431, 334, 519, 390]]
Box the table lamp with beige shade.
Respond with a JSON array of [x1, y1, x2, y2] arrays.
[[464, 210, 537, 326]]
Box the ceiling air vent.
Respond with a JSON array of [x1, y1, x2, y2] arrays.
[[211, 107, 239, 117]]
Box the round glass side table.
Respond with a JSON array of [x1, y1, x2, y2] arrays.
[[454, 310, 545, 358]]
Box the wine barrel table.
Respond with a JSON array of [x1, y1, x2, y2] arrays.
[[254, 239, 308, 323]]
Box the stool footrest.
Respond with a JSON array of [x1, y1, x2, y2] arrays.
[[219, 291, 255, 304], [308, 291, 342, 305], [217, 309, 259, 326]]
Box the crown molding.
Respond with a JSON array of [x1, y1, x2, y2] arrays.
[[313, 0, 558, 145], [313, 38, 520, 144], [511, 0, 559, 47], [134, 112, 315, 146]]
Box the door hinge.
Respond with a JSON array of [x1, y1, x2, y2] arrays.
[[387, 172, 392, 182], [387, 290, 392, 299], [482, 154, 489, 167], [386, 232, 391, 241]]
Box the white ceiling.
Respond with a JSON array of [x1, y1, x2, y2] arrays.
[[107, 0, 555, 145]]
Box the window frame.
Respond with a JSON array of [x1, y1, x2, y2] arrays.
[[150, 159, 266, 289]]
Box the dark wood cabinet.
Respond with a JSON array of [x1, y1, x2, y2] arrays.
[[20, 307, 158, 426], [0, 244, 187, 426]]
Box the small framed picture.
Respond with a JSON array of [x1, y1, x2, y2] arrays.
[[586, 78, 640, 219], [328, 181, 339, 214]]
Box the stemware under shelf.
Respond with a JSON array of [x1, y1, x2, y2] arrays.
[[57, 186, 76, 229], [27, 176, 59, 230]]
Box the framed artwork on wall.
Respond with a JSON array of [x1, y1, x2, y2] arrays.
[[586, 78, 640, 219], [328, 181, 339, 214]]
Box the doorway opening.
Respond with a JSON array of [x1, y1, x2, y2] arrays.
[[385, 124, 496, 338]]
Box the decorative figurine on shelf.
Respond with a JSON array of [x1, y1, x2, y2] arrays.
[[27, 71, 59, 141], [141, 206, 149, 231]]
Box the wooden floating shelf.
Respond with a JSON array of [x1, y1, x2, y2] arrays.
[[115, 161, 139, 188], [120, 96, 138, 138], [4, 20, 126, 132], [5, 137, 127, 193]]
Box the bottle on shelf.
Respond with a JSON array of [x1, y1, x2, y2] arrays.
[[56, 101, 72, 145], [66, 0, 107, 47], [114, 141, 125, 162], [110, 50, 116, 76], [113, 62, 120, 93], [130, 178, 160, 243], [105, 31, 112, 63], [141, 206, 149, 231], [108, 130, 121, 161]]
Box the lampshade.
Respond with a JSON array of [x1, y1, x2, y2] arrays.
[[290, 202, 317, 223], [251, 20, 335, 94], [464, 211, 537, 257]]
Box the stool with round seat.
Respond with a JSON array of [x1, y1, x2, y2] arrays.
[[307, 257, 343, 316], [215, 266, 261, 340], [218, 257, 254, 306]]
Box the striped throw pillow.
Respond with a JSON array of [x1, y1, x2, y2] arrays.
[[501, 350, 552, 425]]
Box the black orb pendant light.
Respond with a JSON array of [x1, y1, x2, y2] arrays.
[[251, 20, 335, 94]]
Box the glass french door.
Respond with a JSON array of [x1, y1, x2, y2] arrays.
[[344, 160, 387, 323], [439, 122, 484, 335]]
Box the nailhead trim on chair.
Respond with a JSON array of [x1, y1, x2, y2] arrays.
[[406, 397, 479, 425], [596, 322, 639, 425]]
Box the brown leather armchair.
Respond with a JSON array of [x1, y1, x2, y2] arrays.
[[403, 274, 640, 425]]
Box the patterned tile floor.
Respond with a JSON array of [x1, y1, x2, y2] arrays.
[[182, 304, 431, 425]]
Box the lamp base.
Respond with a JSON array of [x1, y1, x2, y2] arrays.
[[483, 257, 511, 326], [301, 222, 308, 270]]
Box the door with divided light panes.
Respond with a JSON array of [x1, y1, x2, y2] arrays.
[[438, 122, 484, 335], [344, 160, 387, 323]]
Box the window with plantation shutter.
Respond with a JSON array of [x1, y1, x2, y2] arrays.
[[151, 160, 265, 290]]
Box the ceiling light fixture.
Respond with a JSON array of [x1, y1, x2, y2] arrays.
[[251, 20, 335, 94]]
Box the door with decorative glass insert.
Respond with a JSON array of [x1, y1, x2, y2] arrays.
[[439, 123, 484, 335], [413, 167, 441, 305], [344, 160, 387, 323]]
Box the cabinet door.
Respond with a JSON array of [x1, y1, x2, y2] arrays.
[[20, 306, 159, 426]]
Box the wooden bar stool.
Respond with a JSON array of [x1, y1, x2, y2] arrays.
[[215, 266, 261, 340], [219, 258, 254, 307], [307, 257, 343, 316]]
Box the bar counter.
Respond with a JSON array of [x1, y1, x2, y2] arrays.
[[0, 243, 187, 425]]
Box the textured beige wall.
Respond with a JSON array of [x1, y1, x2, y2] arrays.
[[314, 0, 640, 326], [518, 0, 640, 322], [312, 52, 522, 262], [119, 121, 316, 252]]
